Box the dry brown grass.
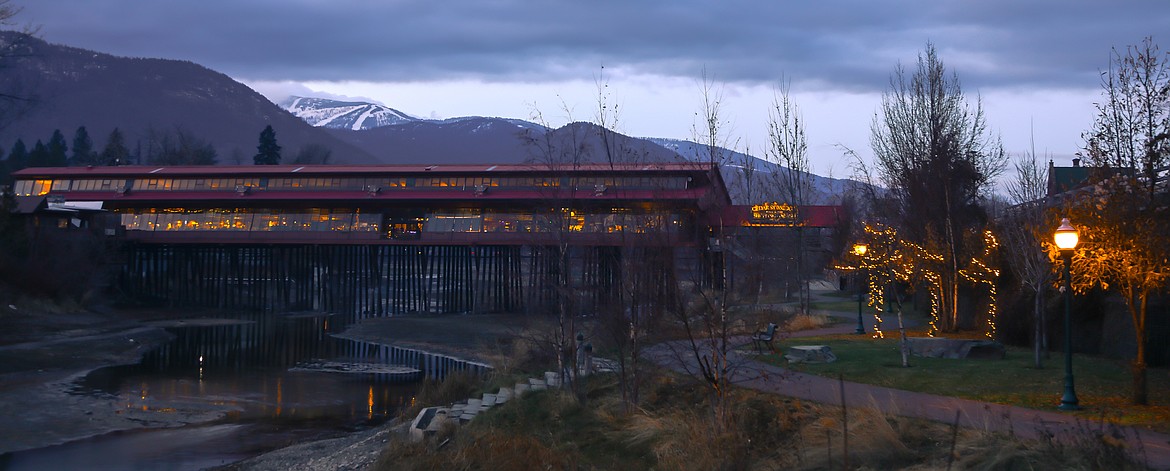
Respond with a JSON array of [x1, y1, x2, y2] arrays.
[[375, 427, 570, 471], [377, 367, 1149, 470], [785, 310, 832, 332], [396, 371, 484, 421]]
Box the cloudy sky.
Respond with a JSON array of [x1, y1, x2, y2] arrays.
[[16, 1, 1170, 177]]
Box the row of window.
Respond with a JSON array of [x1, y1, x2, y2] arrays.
[[13, 175, 691, 196], [423, 211, 684, 234], [115, 208, 687, 236], [119, 209, 381, 233], [132, 178, 261, 191]]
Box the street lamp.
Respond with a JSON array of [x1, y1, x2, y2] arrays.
[[1054, 218, 1081, 411], [853, 243, 868, 335]]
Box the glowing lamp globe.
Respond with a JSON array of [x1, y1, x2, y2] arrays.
[[853, 243, 867, 257], [1054, 218, 1079, 251]]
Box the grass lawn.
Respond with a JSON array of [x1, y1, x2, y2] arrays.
[[759, 334, 1170, 434], [816, 290, 857, 299], [810, 300, 863, 312]]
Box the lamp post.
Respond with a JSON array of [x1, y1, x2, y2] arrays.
[[1054, 218, 1081, 411], [853, 243, 868, 335]]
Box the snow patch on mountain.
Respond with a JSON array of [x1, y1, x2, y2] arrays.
[[282, 96, 418, 130]]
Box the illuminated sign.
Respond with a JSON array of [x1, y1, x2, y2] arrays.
[[748, 202, 800, 226]]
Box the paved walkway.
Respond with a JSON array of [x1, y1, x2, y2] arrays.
[[647, 291, 1170, 470]]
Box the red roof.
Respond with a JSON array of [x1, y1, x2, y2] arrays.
[[58, 188, 709, 203], [13, 162, 717, 177]]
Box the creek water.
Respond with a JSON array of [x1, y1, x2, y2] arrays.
[[0, 313, 422, 470]]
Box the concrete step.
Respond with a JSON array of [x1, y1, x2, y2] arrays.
[[544, 371, 561, 387]]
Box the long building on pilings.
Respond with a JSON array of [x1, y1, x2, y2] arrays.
[[10, 163, 732, 317]]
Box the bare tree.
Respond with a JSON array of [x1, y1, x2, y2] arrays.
[[599, 239, 672, 414], [292, 143, 333, 165], [766, 81, 813, 313], [870, 43, 1007, 332], [1067, 37, 1170, 405], [662, 71, 748, 431], [593, 65, 626, 170], [692, 69, 738, 169], [998, 138, 1053, 369], [588, 71, 665, 413], [522, 101, 590, 401], [143, 126, 218, 165], [0, 1, 40, 132]]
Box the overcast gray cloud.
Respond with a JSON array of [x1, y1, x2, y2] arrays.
[[17, 0, 1170, 92]]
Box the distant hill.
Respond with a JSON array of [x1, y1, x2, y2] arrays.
[[648, 138, 859, 205], [283, 94, 863, 204], [326, 119, 688, 167], [0, 32, 866, 203], [282, 96, 417, 131], [0, 32, 376, 164]]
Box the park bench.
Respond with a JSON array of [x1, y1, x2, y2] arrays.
[[751, 322, 778, 353]]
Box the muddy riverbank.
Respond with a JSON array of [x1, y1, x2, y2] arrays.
[[0, 303, 521, 469], [0, 304, 188, 455]]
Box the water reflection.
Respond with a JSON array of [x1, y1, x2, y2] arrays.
[[2, 312, 427, 471], [73, 312, 424, 422]]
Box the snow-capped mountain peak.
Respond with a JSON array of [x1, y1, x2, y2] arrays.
[[282, 96, 417, 131]]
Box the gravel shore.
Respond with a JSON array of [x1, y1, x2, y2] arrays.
[[212, 421, 409, 471]]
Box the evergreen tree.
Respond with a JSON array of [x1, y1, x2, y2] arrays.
[[46, 129, 68, 167], [253, 125, 281, 165], [27, 140, 49, 167], [7, 139, 28, 171], [70, 126, 95, 166], [0, 145, 8, 186], [99, 128, 130, 166]]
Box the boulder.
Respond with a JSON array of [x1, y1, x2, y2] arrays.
[[410, 407, 447, 442], [906, 337, 1005, 360], [786, 345, 837, 364]]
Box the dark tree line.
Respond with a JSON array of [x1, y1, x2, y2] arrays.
[[0, 126, 134, 184], [1, 124, 326, 184]]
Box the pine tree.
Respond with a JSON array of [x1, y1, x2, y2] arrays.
[[0, 145, 8, 186], [28, 140, 49, 167], [253, 125, 281, 165], [99, 128, 130, 166], [46, 129, 68, 167], [71, 126, 95, 166], [7, 139, 28, 170]]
